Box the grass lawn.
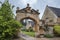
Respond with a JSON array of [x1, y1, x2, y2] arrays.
[[22, 31, 35, 37]]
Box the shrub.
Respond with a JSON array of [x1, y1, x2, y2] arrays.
[[28, 27, 34, 32], [0, 20, 22, 40], [54, 25, 60, 37], [44, 34, 53, 38]]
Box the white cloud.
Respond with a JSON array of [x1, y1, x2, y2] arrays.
[[43, 0, 55, 4], [0, 4, 1, 7], [43, 0, 53, 2], [19, 0, 37, 6]]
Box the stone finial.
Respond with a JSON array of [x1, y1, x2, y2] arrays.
[[37, 9, 39, 12], [27, 3, 29, 7], [16, 7, 20, 10], [46, 5, 48, 7]]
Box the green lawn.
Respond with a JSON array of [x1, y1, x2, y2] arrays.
[[22, 31, 35, 37]]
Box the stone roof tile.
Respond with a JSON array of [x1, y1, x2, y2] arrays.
[[48, 6, 60, 17]]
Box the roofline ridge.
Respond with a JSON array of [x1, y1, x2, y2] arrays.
[[47, 6, 60, 9]]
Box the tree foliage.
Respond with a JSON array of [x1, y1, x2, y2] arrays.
[[0, 0, 13, 21], [0, 0, 22, 40]]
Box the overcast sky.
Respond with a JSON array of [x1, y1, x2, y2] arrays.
[[0, 0, 60, 19]]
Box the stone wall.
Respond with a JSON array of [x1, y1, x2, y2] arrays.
[[42, 6, 58, 24]]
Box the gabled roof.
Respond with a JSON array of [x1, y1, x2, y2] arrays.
[[48, 6, 60, 17]]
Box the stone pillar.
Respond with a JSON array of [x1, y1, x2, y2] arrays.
[[34, 23, 40, 37], [34, 23, 39, 32]]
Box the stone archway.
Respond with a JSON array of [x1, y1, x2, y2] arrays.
[[20, 17, 39, 32], [16, 4, 40, 32]]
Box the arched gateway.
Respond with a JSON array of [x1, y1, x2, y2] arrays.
[[16, 4, 40, 32]]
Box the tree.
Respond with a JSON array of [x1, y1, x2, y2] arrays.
[[0, 0, 13, 21], [0, 0, 22, 40]]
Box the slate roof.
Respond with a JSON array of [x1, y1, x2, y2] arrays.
[[48, 6, 60, 17]]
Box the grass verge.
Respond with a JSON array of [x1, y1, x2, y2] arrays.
[[22, 31, 35, 37]]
